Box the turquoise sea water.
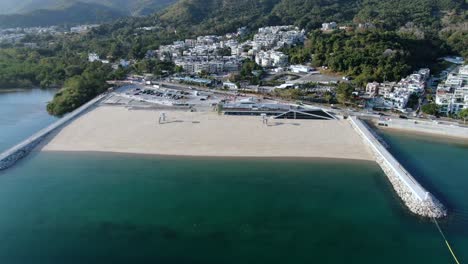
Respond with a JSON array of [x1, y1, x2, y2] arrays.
[[0, 89, 57, 152], [0, 89, 467, 263], [0, 150, 466, 263]]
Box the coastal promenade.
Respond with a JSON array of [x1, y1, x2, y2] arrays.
[[349, 116, 446, 218], [0, 94, 108, 171]]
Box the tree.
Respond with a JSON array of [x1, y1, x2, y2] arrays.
[[458, 108, 468, 124], [336, 83, 354, 105], [406, 93, 419, 109], [323, 91, 333, 104], [216, 47, 231, 56], [421, 103, 439, 116]]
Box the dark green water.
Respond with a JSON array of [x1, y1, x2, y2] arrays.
[[0, 89, 57, 152], [0, 148, 466, 263]]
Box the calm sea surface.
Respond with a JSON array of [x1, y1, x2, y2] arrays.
[[0, 89, 57, 152], [0, 90, 467, 263]]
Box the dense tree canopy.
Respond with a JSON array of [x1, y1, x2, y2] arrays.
[[46, 62, 113, 116], [421, 103, 440, 115], [284, 29, 448, 86]]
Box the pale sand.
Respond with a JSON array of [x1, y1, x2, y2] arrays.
[[41, 106, 373, 161]]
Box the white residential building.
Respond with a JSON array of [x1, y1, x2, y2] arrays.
[[436, 65, 468, 115], [88, 53, 100, 62], [321, 22, 337, 31], [290, 65, 313, 73], [365, 82, 379, 95], [174, 56, 242, 74], [365, 68, 430, 110], [150, 25, 305, 75], [255, 51, 288, 68], [223, 82, 239, 90]]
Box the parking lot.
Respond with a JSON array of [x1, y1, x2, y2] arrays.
[[103, 84, 231, 111]]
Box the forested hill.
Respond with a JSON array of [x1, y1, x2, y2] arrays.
[[0, 0, 177, 16], [0, 3, 125, 28], [0, 0, 177, 28], [1, 0, 466, 116], [87, 0, 466, 58], [157, 0, 465, 33]]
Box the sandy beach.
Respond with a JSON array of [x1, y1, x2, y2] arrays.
[[41, 105, 373, 161]]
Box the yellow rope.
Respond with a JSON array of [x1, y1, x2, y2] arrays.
[[445, 240, 461, 264], [432, 217, 461, 264]]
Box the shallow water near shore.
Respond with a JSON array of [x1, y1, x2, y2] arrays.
[[0, 150, 466, 263], [0, 89, 57, 152]]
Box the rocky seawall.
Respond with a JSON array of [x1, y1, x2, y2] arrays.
[[349, 116, 446, 218], [0, 94, 107, 171]]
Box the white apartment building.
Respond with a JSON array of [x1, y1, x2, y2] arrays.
[[365, 68, 429, 110], [290, 65, 313, 73], [88, 53, 100, 62], [365, 82, 379, 95], [255, 51, 288, 68], [436, 65, 468, 115], [321, 22, 337, 31], [175, 56, 241, 74]]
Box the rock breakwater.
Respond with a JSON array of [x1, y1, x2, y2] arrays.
[[349, 116, 446, 218], [0, 94, 107, 171]]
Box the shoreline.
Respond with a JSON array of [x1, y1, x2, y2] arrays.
[[0, 87, 58, 93], [40, 149, 377, 164], [377, 126, 468, 144], [368, 118, 468, 140]]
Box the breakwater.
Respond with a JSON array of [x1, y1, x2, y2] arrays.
[[0, 94, 107, 171], [349, 116, 446, 218]]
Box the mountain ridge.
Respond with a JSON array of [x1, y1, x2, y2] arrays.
[[0, 0, 177, 28], [0, 2, 126, 28]]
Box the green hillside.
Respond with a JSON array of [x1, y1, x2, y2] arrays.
[[0, 0, 177, 28], [0, 0, 466, 115], [0, 0, 181, 15], [158, 0, 465, 31], [0, 0, 176, 15], [0, 3, 125, 28]]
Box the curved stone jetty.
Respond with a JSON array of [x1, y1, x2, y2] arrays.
[[0, 94, 107, 171], [349, 116, 446, 218]]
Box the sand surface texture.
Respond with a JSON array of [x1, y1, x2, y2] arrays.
[[42, 106, 373, 160]]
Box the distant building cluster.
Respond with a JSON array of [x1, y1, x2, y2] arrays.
[[436, 65, 468, 115], [250, 26, 306, 51], [0, 26, 60, 44], [148, 25, 305, 74], [88, 53, 131, 70], [366, 68, 430, 110], [70, 24, 99, 34], [0, 24, 100, 44], [175, 56, 242, 74], [321, 21, 375, 32]]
